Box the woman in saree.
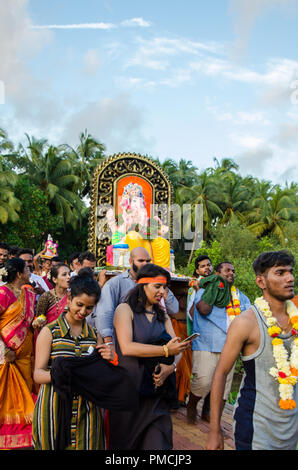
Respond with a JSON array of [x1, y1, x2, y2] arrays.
[[0, 258, 36, 449], [108, 263, 192, 450], [33, 263, 70, 329]]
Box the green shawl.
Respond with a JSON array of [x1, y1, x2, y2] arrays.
[[199, 274, 230, 308]]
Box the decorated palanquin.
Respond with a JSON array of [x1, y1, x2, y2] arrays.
[[88, 153, 191, 404], [88, 153, 174, 269]]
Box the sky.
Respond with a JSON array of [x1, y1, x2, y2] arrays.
[[1, 0, 298, 185]]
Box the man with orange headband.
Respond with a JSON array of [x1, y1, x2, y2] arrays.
[[94, 247, 179, 345]]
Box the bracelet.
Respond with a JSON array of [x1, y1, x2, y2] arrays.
[[172, 362, 177, 373], [163, 345, 169, 358]]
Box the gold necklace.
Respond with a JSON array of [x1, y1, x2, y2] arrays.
[[275, 316, 291, 334], [52, 288, 62, 317], [6, 283, 21, 297]]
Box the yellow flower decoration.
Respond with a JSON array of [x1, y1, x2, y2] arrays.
[[255, 296, 298, 411], [272, 338, 283, 346], [268, 326, 282, 337]]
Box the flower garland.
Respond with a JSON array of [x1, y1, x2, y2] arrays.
[[0, 267, 8, 282], [32, 314, 46, 329], [226, 286, 241, 322], [255, 296, 298, 410]]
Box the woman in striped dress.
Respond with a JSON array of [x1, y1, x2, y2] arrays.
[[32, 269, 114, 450]]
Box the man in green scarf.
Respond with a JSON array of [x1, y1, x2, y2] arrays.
[[186, 255, 213, 420]]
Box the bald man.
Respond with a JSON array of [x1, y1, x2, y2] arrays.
[[93, 247, 179, 344]]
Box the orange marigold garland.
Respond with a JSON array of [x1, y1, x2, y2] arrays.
[[255, 297, 298, 410], [226, 286, 241, 322]]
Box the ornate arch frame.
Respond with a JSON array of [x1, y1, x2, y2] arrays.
[[88, 153, 174, 266]]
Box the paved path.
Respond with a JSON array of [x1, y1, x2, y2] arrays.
[[172, 401, 235, 451]]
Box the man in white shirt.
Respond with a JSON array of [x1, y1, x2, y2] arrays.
[[17, 248, 49, 294]]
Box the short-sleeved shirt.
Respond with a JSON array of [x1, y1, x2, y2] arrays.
[[192, 288, 251, 353], [47, 312, 97, 364], [93, 270, 179, 338]]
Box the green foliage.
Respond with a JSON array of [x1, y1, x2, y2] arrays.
[[0, 176, 60, 250], [0, 128, 297, 272], [181, 219, 298, 302]]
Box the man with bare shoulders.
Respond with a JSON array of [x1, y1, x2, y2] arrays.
[[206, 250, 298, 451]]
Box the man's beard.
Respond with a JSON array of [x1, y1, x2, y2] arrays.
[[267, 284, 295, 301], [132, 262, 139, 274]]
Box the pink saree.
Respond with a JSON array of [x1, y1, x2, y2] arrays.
[[0, 285, 36, 449], [46, 293, 68, 323]]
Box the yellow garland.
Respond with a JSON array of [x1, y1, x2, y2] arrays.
[[255, 297, 298, 410], [226, 286, 241, 322]]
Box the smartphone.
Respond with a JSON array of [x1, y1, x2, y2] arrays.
[[181, 333, 200, 343]]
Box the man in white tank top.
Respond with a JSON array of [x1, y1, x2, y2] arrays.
[[206, 250, 298, 450]]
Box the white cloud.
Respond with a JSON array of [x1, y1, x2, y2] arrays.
[[61, 94, 153, 153], [235, 145, 274, 176], [0, 0, 54, 121], [191, 57, 298, 87], [126, 36, 221, 70], [83, 49, 101, 76], [160, 69, 192, 88], [207, 102, 270, 125], [32, 17, 152, 31], [121, 17, 152, 28], [231, 126, 298, 182], [228, 0, 297, 58], [229, 133, 266, 149], [32, 22, 115, 30], [275, 123, 298, 147]]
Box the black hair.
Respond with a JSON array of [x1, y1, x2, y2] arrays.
[[193, 255, 212, 277], [78, 251, 96, 264], [69, 267, 101, 303], [8, 246, 20, 257], [17, 248, 33, 257], [49, 262, 70, 284], [215, 261, 234, 273], [69, 252, 81, 264], [125, 263, 171, 323], [1, 258, 26, 283], [0, 242, 10, 251], [51, 256, 63, 263], [253, 250, 295, 275]]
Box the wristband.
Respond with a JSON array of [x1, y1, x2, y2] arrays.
[[105, 342, 113, 346], [163, 345, 169, 358]]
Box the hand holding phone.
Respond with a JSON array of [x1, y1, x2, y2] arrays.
[[181, 333, 200, 343]]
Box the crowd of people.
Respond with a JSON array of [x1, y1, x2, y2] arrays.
[[0, 240, 297, 451]]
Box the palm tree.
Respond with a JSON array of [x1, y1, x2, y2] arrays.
[[178, 170, 223, 262], [212, 157, 239, 175], [0, 128, 17, 171], [64, 130, 106, 198], [219, 173, 250, 225], [13, 135, 85, 228], [246, 184, 296, 244], [0, 128, 14, 153], [153, 157, 199, 194], [0, 157, 21, 224]]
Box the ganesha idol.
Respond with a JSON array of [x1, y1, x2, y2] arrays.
[[105, 182, 172, 270]]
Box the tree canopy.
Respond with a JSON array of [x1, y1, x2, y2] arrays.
[[0, 128, 297, 277]]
